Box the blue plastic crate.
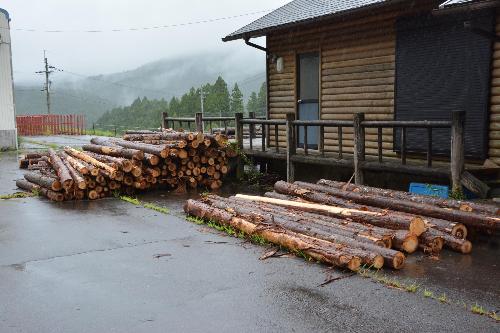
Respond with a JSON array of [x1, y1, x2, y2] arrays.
[[409, 183, 449, 199]]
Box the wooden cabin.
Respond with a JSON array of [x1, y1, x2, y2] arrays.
[[223, 0, 500, 195]]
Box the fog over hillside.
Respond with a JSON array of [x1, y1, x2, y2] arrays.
[[14, 50, 266, 123]]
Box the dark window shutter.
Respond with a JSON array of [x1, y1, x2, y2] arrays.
[[395, 10, 494, 159]]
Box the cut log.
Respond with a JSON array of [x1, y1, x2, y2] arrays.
[[23, 172, 62, 191], [314, 180, 500, 233], [84, 150, 133, 173], [59, 153, 87, 190], [48, 148, 73, 191], [64, 147, 117, 177], [16, 179, 64, 202], [317, 179, 499, 217], [271, 181, 427, 236], [205, 196, 405, 269], [184, 199, 362, 271], [84, 142, 144, 161], [110, 139, 169, 158], [425, 229, 472, 254], [419, 232, 444, 254]]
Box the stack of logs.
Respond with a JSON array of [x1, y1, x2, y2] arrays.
[[184, 180, 500, 271], [17, 131, 235, 201]]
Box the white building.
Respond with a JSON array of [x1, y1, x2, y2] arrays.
[[0, 8, 16, 150]]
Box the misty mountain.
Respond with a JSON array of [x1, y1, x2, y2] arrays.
[[14, 50, 266, 124]]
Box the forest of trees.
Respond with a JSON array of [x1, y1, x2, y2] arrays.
[[96, 76, 266, 129]]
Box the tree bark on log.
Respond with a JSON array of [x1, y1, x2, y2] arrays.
[[296, 182, 467, 238], [59, 153, 87, 190], [23, 172, 62, 191], [234, 194, 418, 253], [83, 150, 133, 173], [424, 229, 472, 254], [308, 181, 500, 233], [64, 147, 117, 177], [48, 148, 73, 191], [84, 142, 144, 161], [16, 179, 64, 202], [317, 179, 499, 217], [270, 181, 427, 236], [184, 199, 362, 271], [204, 196, 405, 269]]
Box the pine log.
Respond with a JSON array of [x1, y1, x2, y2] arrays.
[[311, 182, 500, 233], [16, 179, 64, 202], [59, 153, 87, 190], [419, 232, 444, 254], [271, 181, 426, 236], [296, 181, 466, 238], [144, 153, 160, 166], [64, 147, 117, 177], [84, 151, 133, 173], [61, 152, 89, 175], [48, 148, 74, 191], [317, 179, 500, 217], [23, 172, 62, 192], [425, 229, 472, 254], [110, 139, 169, 158], [84, 142, 144, 161], [184, 199, 361, 271], [205, 196, 405, 269], [231, 194, 418, 253], [231, 193, 390, 248]]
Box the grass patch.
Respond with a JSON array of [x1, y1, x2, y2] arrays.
[[185, 215, 272, 247], [120, 196, 170, 214], [22, 139, 59, 149], [91, 129, 118, 137], [0, 192, 33, 200], [423, 289, 434, 298], [471, 303, 486, 315]]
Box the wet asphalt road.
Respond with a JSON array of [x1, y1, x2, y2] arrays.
[[0, 139, 498, 332]]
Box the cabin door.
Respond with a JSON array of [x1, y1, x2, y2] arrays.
[[297, 53, 319, 149]]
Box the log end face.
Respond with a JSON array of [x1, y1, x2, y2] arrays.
[[410, 217, 426, 237], [392, 252, 406, 270], [372, 255, 384, 270], [452, 224, 468, 240], [403, 235, 419, 254], [461, 240, 472, 254], [347, 257, 362, 272]]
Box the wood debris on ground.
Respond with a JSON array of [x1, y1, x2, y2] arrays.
[[17, 130, 236, 201], [184, 179, 500, 272]]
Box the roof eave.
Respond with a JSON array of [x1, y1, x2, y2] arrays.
[[222, 0, 407, 42], [436, 0, 500, 13]]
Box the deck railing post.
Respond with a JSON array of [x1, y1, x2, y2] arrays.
[[235, 113, 244, 180], [195, 112, 203, 132], [353, 113, 365, 185], [451, 111, 465, 194], [162, 112, 168, 130], [286, 113, 296, 182], [249, 112, 255, 150]]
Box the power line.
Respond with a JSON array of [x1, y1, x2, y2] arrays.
[[4, 10, 271, 33]]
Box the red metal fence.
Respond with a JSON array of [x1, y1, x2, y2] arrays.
[[16, 114, 86, 136]]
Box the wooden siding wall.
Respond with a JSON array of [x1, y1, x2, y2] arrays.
[[265, 0, 500, 162], [489, 10, 500, 164]]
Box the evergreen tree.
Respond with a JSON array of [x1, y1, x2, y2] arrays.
[[256, 82, 267, 117], [204, 76, 230, 117], [169, 96, 181, 116], [247, 91, 259, 115], [230, 83, 244, 115]]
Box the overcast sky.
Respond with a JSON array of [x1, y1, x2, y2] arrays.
[[2, 0, 289, 84]]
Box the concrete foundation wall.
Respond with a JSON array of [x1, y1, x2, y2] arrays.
[[0, 129, 17, 150]]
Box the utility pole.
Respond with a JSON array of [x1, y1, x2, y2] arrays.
[[36, 50, 60, 115]]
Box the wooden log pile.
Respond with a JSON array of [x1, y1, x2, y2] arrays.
[[184, 179, 500, 271], [16, 131, 236, 201]]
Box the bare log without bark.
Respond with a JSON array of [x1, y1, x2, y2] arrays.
[[184, 199, 362, 271], [59, 153, 87, 190], [64, 147, 117, 177]]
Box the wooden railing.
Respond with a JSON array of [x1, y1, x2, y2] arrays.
[[236, 112, 465, 193], [162, 112, 265, 134]]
